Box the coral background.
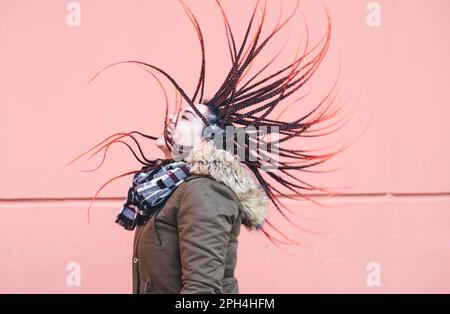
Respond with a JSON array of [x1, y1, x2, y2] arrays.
[[1, 0, 449, 293]]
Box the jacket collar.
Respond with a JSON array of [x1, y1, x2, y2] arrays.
[[183, 139, 268, 230]]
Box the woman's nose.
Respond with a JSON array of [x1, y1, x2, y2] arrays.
[[168, 114, 179, 124], [166, 115, 177, 129]]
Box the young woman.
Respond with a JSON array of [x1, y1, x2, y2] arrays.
[[71, 1, 347, 294], [124, 101, 268, 294]]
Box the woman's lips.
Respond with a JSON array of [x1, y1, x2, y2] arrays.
[[164, 126, 174, 145]]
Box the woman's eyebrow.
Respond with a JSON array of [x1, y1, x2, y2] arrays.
[[183, 109, 196, 117]]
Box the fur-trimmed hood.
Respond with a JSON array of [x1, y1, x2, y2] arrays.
[[183, 139, 269, 230]]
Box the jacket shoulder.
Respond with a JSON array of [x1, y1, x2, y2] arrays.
[[183, 174, 241, 205]]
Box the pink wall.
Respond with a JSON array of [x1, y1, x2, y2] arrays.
[[1, 0, 449, 293]]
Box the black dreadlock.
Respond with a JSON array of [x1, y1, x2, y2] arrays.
[[67, 0, 351, 246]]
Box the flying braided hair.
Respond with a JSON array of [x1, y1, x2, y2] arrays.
[[65, 0, 355, 247]]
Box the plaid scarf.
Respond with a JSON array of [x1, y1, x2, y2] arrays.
[[115, 160, 191, 231]]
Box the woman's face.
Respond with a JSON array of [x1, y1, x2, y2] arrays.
[[155, 103, 209, 158]]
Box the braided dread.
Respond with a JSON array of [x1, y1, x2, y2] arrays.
[[71, 0, 349, 246]]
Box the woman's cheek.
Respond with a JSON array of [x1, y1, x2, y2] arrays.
[[174, 125, 202, 146]]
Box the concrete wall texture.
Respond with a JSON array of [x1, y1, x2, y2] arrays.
[[1, 0, 449, 293]]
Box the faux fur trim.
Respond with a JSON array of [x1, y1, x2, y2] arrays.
[[184, 139, 268, 230]]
